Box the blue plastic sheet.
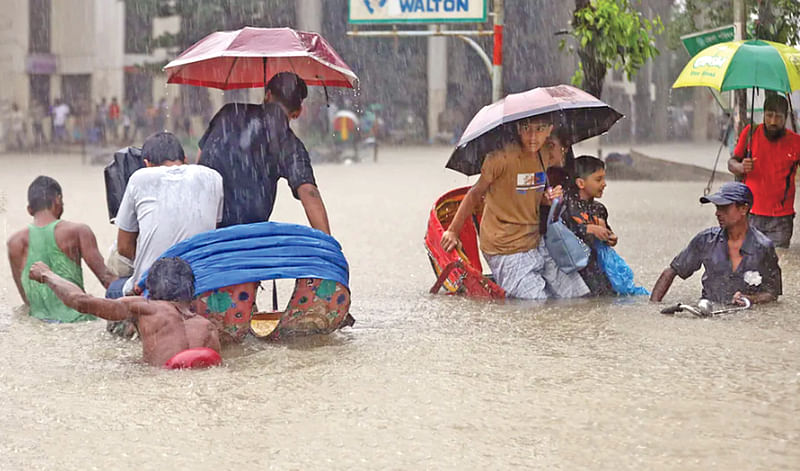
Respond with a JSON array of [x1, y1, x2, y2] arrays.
[[138, 221, 349, 295], [594, 241, 649, 296]]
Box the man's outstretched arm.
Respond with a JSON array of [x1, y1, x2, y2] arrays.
[[297, 183, 331, 235], [29, 262, 147, 321], [650, 267, 678, 302]]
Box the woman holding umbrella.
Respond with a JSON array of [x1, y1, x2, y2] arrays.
[[440, 115, 590, 300]]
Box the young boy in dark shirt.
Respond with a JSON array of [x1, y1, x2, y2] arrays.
[[561, 156, 617, 296]]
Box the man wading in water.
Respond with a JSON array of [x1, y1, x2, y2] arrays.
[[650, 182, 782, 306], [7, 176, 115, 322], [30, 257, 221, 368]]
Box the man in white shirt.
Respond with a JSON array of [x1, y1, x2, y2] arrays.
[[52, 100, 70, 143], [106, 131, 223, 299]]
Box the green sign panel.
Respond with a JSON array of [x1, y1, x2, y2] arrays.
[[680, 25, 735, 57]]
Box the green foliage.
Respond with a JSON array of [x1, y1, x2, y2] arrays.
[[562, 0, 663, 95], [571, 62, 585, 88], [667, 0, 800, 50], [124, 0, 294, 53], [753, 0, 800, 44]]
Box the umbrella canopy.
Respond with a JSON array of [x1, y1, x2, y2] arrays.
[[446, 85, 623, 176], [673, 39, 800, 93], [164, 27, 358, 90]]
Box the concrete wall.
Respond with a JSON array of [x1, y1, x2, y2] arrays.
[[0, 0, 30, 110], [92, 0, 124, 103], [52, 0, 94, 74]]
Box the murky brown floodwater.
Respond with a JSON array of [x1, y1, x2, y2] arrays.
[[1, 146, 798, 470]]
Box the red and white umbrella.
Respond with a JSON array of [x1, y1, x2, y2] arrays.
[[164, 27, 358, 90]]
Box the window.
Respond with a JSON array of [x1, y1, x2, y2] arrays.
[[29, 74, 51, 109], [29, 0, 51, 53]]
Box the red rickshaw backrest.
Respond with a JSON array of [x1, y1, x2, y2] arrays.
[[430, 186, 484, 271]]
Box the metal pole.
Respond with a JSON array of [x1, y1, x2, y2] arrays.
[[346, 30, 494, 38], [733, 0, 747, 136], [492, 0, 504, 102], [456, 35, 493, 78]]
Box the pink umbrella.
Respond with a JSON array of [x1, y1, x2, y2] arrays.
[[447, 85, 623, 176], [164, 27, 358, 90]]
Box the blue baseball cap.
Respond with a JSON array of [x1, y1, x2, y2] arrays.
[[700, 182, 753, 206]]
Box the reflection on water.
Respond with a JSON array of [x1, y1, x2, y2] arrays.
[[0, 149, 799, 470]]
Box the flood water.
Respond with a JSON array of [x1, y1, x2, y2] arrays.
[[1, 146, 798, 470]]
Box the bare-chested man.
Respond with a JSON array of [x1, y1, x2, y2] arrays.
[[7, 176, 115, 322], [29, 257, 221, 368]]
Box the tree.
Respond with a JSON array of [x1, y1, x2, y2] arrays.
[[753, 0, 800, 44], [560, 0, 663, 98], [667, 0, 800, 48], [123, 0, 295, 112], [667, 0, 800, 135]]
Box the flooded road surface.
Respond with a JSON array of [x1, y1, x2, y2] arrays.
[[1, 147, 798, 470]]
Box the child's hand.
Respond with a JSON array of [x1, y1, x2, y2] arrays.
[[440, 230, 462, 252], [586, 224, 612, 241], [545, 185, 563, 204], [607, 232, 618, 246]]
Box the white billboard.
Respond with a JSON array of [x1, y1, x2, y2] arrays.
[[349, 0, 487, 24]]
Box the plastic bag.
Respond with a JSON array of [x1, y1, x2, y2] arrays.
[[545, 199, 590, 274], [594, 241, 649, 296]]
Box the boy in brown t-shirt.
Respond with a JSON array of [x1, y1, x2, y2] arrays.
[[441, 117, 589, 299]]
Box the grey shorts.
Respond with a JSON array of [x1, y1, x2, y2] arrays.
[[484, 244, 589, 300], [749, 214, 794, 248]]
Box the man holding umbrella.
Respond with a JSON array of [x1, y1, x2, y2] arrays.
[[166, 27, 359, 234], [197, 72, 330, 234], [440, 85, 622, 300], [728, 94, 800, 248], [441, 115, 590, 300], [671, 38, 800, 248]]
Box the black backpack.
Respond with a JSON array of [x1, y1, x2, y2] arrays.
[[103, 146, 145, 223]]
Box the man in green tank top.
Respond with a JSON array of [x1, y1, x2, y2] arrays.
[[7, 176, 116, 322]]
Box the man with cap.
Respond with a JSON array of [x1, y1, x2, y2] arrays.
[[650, 182, 781, 306], [197, 71, 331, 234], [107, 131, 223, 299], [728, 93, 800, 247]]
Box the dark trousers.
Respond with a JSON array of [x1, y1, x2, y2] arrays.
[[749, 214, 794, 248]]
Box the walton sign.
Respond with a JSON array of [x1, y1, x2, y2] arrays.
[[349, 0, 487, 24]]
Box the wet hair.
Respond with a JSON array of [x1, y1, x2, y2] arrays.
[[142, 131, 185, 165], [764, 93, 788, 116], [517, 114, 553, 129], [267, 72, 308, 113], [145, 257, 195, 302], [574, 155, 605, 180], [27, 176, 62, 212]]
